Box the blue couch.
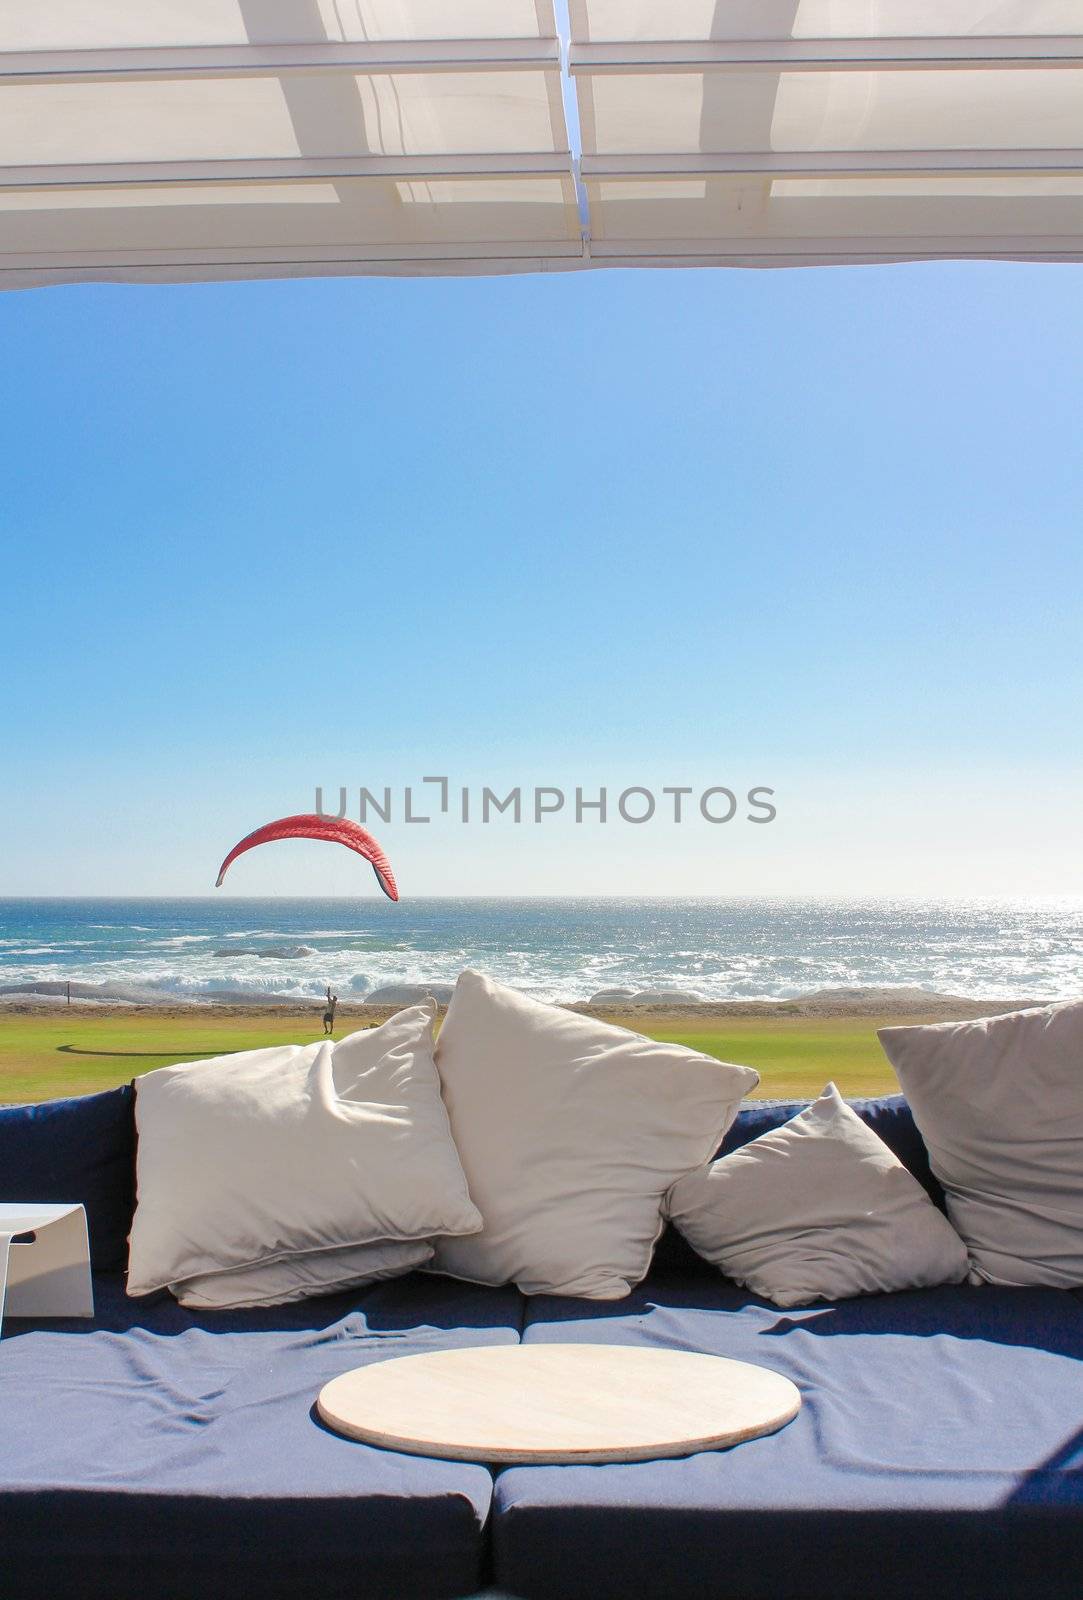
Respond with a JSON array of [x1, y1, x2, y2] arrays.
[[2, 1087, 1082, 1600]]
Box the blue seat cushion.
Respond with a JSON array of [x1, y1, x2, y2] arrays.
[[0, 1271, 525, 1600], [493, 1262, 1083, 1600], [0, 1086, 135, 1269]]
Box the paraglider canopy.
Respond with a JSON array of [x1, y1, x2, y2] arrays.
[[215, 814, 398, 902]]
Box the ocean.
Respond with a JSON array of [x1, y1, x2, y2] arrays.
[[0, 897, 1081, 1007]]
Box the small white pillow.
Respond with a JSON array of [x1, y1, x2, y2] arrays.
[[879, 1000, 1083, 1288], [430, 970, 759, 1299], [666, 1084, 968, 1308], [128, 1003, 481, 1302], [172, 1240, 433, 1310]]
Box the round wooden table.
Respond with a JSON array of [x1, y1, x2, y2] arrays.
[[317, 1343, 801, 1465]]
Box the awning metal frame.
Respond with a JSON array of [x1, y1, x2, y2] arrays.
[[0, 39, 560, 86], [0, 154, 572, 189], [570, 37, 1083, 72], [583, 151, 1083, 179]]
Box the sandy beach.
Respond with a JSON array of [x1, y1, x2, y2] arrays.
[[0, 981, 1041, 1022]]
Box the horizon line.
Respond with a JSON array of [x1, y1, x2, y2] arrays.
[[2, 892, 1081, 905]]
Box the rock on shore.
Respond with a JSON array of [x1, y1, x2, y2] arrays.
[[363, 982, 456, 1006], [589, 987, 709, 1006]]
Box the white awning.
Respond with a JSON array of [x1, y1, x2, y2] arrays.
[[3, 1, 1082, 287]]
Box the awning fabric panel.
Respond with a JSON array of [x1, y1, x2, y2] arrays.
[[572, 1, 1083, 267], [1, 2, 555, 48], [0, 2, 580, 285], [2, 0, 1083, 284], [3, 72, 566, 163], [580, 71, 1083, 157], [571, 2, 1083, 43]]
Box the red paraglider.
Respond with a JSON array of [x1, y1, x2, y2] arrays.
[[215, 814, 399, 902]]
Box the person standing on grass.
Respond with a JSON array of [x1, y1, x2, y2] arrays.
[[322, 986, 338, 1037]]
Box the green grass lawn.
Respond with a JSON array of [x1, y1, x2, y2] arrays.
[[0, 1013, 339, 1102], [651, 1019, 900, 1101], [0, 1011, 900, 1104]]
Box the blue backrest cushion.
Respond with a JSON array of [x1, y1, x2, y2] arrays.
[[0, 1086, 135, 1270], [720, 1093, 944, 1209], [848, 1093, 944, 1209], [653, 1093, 942, 1276]]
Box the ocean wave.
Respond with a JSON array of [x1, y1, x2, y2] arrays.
[[213, 945, 316, 960], [148, 971, 331, 995], [0, 975, 353, 1006]]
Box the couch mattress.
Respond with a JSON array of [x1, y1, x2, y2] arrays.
[[5, 1263, 1083, 1600], [495, 1262, 1083, 1600], [0, 1271, 524, 1600]]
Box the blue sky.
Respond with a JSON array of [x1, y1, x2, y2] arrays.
[[2, 260, 1081, 896]]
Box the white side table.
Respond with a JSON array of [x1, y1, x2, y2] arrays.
[[0, 1204, 94, 1336]]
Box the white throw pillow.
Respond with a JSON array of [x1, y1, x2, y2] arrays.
[[665, 1083, 968, 1308], [879, 1001, 1083, 1288], [430, 970, 759, 1299], [128, 1003, 481, 1302], [172, 1240, 433, 1310]]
